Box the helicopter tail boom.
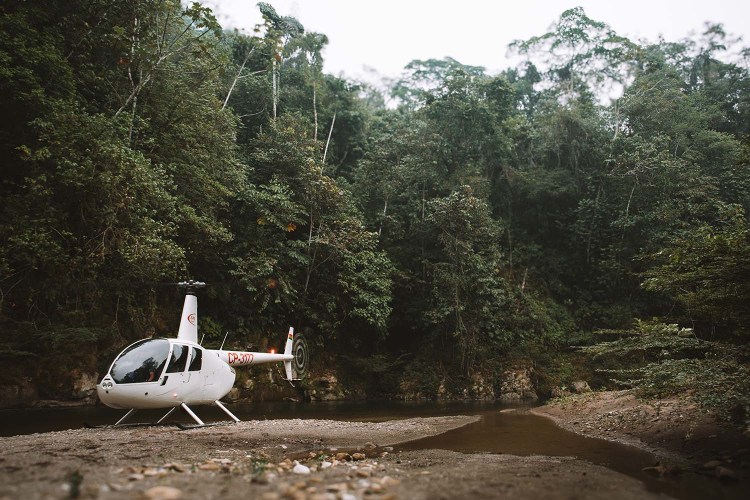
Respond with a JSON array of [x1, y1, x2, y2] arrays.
[[211, 327, 308, 381]]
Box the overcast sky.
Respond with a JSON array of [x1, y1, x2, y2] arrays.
[[205, 0, 750, 82]]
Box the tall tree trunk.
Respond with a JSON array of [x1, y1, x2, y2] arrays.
[[378, 197, 388, 237], [222, 49, 254, 111], [313, 81, 318, 141], [322, 112, 336, 162], [272, 59, 278, 120]]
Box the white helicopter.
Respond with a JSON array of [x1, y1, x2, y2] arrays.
[[95, 280, 308, 428]]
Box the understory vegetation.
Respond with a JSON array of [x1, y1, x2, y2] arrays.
[[0, 1, 748, 422]]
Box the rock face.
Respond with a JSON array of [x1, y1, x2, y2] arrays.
[[570, 381, 591, 394], [306, 373, 345, 401], [469, 373, 495, 400], [226, 388, 241, 402], [550, 386, 570, 399], [0, 378, 38, 409], [497, 366, 538, 404], [70, 370, 98, 400]]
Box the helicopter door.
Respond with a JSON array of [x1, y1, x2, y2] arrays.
[[186, 347, 202, 383], [164, 343, 190, 384]]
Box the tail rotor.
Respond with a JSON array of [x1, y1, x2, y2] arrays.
[[283, 328, 309, 381]]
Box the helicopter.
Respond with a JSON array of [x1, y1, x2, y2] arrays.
[[95, 280, 308, 428]]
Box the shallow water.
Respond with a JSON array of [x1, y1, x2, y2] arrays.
[[398, 410, 746, 500], [1, 401, 745, 499], [0, 399, 504, 436]]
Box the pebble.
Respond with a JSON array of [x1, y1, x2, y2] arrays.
[[381, 476, 401, 487], [351, 453, 366, 461], [127, 473, 145, 481], [641, 465, 669, 476], [142, 486, 183, 500], [320, 461, 332, 469], [715, 466, 737, 480], [292, 461, 311, 475], [326, 483, 348, 492]]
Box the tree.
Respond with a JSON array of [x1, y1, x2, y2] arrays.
[[425, 187, 512, 373], [231, 115, 392, 345], [643, 207, 750, 337]]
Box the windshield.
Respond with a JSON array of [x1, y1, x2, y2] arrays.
[[110, 339, 170, 384]]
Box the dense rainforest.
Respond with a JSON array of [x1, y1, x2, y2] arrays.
[[1, 1, 748, 422]]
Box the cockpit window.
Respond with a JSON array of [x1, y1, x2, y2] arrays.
[[166, 343, 190, 373], [188, 347, 202, 371], [110, 339, 170, 384]]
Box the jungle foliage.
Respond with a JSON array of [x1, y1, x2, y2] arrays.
[[0, 2, 748, 414]]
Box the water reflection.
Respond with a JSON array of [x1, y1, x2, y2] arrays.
[[0, 400, 504, 437]]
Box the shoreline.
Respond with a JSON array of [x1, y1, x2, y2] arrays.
[[2, 392, 748, 499], [0, 412, 667, 499], [532, 390, 750, 479]]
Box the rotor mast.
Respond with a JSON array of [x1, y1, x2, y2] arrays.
[[177, 280, 205, 344]]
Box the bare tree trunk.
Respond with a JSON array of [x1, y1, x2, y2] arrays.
[[272, 59, 277, 120], [129, 93, 137, 141], [378, 197, 388, 237], [586, 184, 603, 265], [222, 49, 254, 110], [322, 112, 336, 163], [313, 81, 318, 141], [303, 216, 320, 296]]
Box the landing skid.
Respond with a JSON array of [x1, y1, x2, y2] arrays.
[[86, 401, 241, 430], [84, 421, 176, 430], [175, 421, 234, 430]]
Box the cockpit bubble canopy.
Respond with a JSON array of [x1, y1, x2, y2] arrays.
[[110, 339, 170, 384]]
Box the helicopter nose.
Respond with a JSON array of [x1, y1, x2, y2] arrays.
[[97, 376, 124, 409]]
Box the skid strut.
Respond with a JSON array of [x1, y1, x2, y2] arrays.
[[115, 409, 137, 426], [180, 403, 204, 425], [156, 406, 177, 424], [215, 400, 240, 423]]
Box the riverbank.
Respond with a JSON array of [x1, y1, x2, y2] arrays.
[[0, 413, 667, 500], [532, 390, 750, 480]]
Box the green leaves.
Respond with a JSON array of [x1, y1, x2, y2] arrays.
[[231, 114, 393, 341], [581, 320, 750, 424], [643, 208, 750, 335]]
